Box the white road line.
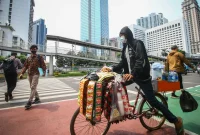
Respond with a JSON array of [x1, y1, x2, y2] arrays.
[[183, 82, 200, 84], [73, 78, 81, 80], [0, 90, 77, 100], [186, 87, 193, 89], [0, 88, 75, 94], [190, 93, 200, 97], [0, 98, 78, 111], [0, 93, 78, 105], [0, 86, 73, 91], [195, 85, 200, 87], [0, 89, 76, 97], [127, 90, 138, 95]]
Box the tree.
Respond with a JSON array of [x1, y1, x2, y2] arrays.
[[178, 49, 186, 56], [161, 49, 168, 57], [17, 55, 26, 64], [56, 56, 65, 67], [0, 56, 5, 63]]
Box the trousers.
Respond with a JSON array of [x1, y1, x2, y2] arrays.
[[135, 80, 178, 123], [28, 75, 40, 101]]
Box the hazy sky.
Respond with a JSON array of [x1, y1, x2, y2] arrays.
[[34, 0, 200, 40]]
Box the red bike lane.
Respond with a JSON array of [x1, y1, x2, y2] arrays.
[[0, 99, 189, 135]]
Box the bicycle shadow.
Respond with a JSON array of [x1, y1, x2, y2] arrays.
[[107, 126, 178, 135]]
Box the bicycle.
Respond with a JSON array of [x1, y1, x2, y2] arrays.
[[70, 73, 168, 135]]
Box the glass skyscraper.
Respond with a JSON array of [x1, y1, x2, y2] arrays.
[[81, 0, 109, 54], [32, 19, 47, 52]]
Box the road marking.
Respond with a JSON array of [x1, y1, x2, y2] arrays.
[[186, 87, 193, 89], [190, 93, 200, 97], [0, 90, 77, 100], [127, 90, 138, 95], [73, 78, 81, 80], [0, 98, 78, 111], [0, 88, 75, 94], [183, 82, 200, 84], [0, 93, 78, 105], [129, 100, 136, 103], [195, 85, 200, 87]]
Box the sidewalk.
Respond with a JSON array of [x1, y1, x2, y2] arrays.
[[0, 99, 188, 135]]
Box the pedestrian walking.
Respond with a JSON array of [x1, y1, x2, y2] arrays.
[[19, 45, 46, 109], [165, 45, 194, 98], [0, 52, 23, 102], [101, 26, 184, 135]]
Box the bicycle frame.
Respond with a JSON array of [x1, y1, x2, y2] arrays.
[[122, 84, 154, 119]]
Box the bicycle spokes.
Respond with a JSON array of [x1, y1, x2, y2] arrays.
[[73, 113, 109, 135]]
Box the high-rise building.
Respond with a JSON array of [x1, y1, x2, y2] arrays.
[[145, 18, 191, 57], [81, 0, 109, 49], [182, 0, 200, 54], [128, 24, 146, 47], [137, 13, 168, 29], [0, 0, 35, 46], [32, 19, 47, 52]]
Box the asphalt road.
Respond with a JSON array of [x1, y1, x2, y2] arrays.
[[0, 72, 199, 109], [59, 72, 200, 101]]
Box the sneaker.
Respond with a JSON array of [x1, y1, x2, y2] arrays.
[[25, 101, 32, 110], [5, 93, 8, 102], [9, 96, 14, 100], [9, 94, 14, 100], [33, 98, 40, 104], [174, 117, 184, 135], [171, 93, 179, 98]]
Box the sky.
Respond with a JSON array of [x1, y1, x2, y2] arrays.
[[34, 0, 200, 40]]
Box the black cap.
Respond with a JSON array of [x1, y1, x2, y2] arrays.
[[30, 44, 38, 49], [171, 45, 178, 50]]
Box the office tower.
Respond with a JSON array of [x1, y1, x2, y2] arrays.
[[145, 18, 191, 57], [137, 13, 168, 29], [32, 19, 47, 52], [182, 0, 200, 54], [81, 0, 109, 55]]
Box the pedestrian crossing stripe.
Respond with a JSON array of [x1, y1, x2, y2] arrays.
[[0, 78, 78, 106], [0, 93, 79, 105]]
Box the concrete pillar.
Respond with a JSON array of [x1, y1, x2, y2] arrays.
[[49, 55, 54, 76]]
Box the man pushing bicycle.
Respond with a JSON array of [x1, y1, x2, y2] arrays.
[[101, 26, 184, 135]]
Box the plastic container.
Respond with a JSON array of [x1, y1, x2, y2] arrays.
[[151, 62, 164, 80], [152, 68, 162, 80], [168, 71, 178, 82]]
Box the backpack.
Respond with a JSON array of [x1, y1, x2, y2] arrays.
[[37, 55, 42, 68], [2, 59, 16, 74]]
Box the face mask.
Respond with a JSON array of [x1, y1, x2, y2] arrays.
[[31, 51, 36, 54], [120, 36, 127, 43]]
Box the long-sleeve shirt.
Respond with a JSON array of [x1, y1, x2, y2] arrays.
[[21, 54, 46, 76], [0, 58, 23, 72]]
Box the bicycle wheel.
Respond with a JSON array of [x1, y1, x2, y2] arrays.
[[70, 107, 111, 135], [138, 93, 168, 131]]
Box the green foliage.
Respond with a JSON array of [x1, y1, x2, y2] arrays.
[[54, 71, 87, 77], [178, 49, 186, 56], [116, 52, 121, 58], [16, 55, 27, 64], [0, 56, 5, 63]]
